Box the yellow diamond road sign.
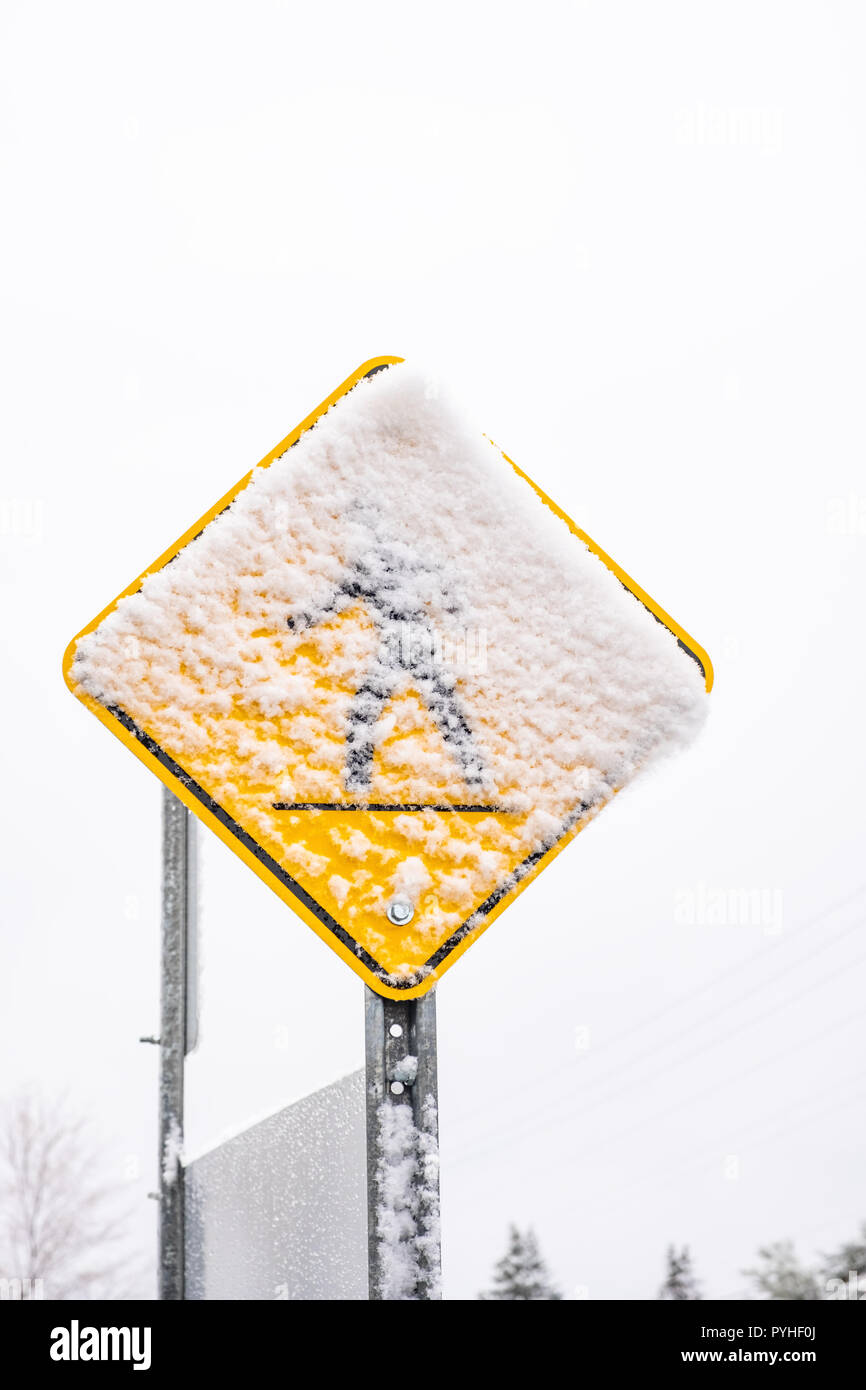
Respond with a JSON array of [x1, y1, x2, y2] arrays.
[[64, 357, 712, 999]]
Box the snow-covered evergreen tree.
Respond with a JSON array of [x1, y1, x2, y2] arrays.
[[658, 1244, 702, 1300], [820, 1222, 866, 1298], [742, 1240, 821, 1301], [480, 1224, 562, 1300]]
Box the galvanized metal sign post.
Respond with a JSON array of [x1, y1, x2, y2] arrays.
[[365, 988, 440, 1299]]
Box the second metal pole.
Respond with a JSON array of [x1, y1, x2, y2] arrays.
[[158, 787, 197, 1300]]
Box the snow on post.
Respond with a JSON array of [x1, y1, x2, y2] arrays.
[[374, 1094, 440, 1301]]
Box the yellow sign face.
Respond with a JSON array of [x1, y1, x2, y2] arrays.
[[64, 357, 712, 998]]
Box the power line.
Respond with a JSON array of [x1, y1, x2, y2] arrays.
[[588, 1069, 866, 1212], [448, 912, 866, 1165], [447, 881, 866, 1134], [450, 1003, 864, 1178]]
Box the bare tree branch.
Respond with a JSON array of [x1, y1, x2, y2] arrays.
[[0, 1091, 146, 1300]]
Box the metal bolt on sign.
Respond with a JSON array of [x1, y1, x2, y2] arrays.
[[386, 896, 414, 926]]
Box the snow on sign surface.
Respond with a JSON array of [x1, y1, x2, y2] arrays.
[[64, 357, 712, 999]]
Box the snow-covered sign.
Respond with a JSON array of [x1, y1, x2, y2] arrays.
[[64, 357, 712, 998]]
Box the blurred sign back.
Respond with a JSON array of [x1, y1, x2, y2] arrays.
[[185, 1071, 366, 1301]]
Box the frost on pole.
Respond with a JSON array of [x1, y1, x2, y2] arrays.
[[63, 357, 712, 998]]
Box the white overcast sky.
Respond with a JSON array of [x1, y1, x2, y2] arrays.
[[2, 0, 865, 1300]]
